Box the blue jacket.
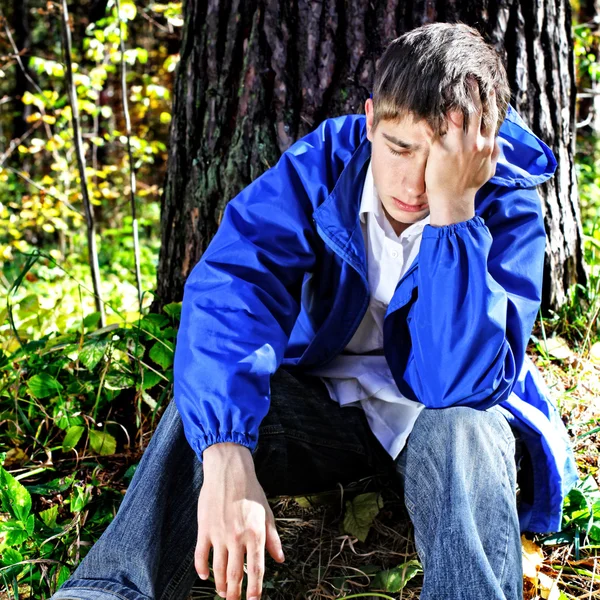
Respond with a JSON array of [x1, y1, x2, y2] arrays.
[[174, 105, 579, 534]]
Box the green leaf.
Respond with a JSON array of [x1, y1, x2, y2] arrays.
[[79, 339, 108, 370], [0, 465, 32, 521], [26, 373, 63, 399], [83, 312, 102, 329], [70, 484, 92, 513], [140, 370, 162, 390], [163, 302, 182, 320], [0, 519, 29, 545], [371, 560, 423, 593], [342, 492, 383, 542], [588, 523, 600, 542], [26, 472, 76, 495], [123, 463, 138, 484], [139, 314, 169, 336], [63, 425, 85, 452], [56, 565, 71, 588], [89, 429, 117, 456], [39, 505, 59, 528], [149, 341, 174, 369], [0, 547, 23, 566], [0, 546, 24, 579], [105, 372, 135, 390], [24, 513, 34, 535]]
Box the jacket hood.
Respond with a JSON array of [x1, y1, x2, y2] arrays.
[[491, 105, 557, 188]]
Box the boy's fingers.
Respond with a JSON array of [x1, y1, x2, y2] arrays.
[[194, 537, 212, 580], [265, 516, 285, 563], [225, 546, 245, 600], [245, 541, 265, 600], [212, 544, 228, 599]]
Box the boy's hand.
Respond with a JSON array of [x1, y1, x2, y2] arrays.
[[425, 86, 500, 226], [195, 443, 285, 600]]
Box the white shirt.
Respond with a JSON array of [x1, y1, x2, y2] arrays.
[[307, 161, 429, 459]]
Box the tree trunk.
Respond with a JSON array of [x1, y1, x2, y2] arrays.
[[155, 0, 587, 314]]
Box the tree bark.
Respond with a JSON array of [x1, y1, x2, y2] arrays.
[[155, 0, 587, 314]]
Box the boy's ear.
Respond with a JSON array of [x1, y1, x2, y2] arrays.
[[365, 98, 374, 141]]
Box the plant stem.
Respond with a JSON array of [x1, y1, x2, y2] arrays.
[[116, 0, 143, 314], [59, 0, 106, 327]]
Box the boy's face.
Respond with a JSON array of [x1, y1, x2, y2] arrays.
[[365, 98, 432, 234]]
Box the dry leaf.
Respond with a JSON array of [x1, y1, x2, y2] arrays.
[[544, 336, 574, 361], [538, 572, 561, 600], [522, 535, 544, 580]]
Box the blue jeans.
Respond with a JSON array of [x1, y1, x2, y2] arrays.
[[51, 368, 523, 600]]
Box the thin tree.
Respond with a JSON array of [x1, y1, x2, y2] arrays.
[[60, 0, 105, 326], [116, 0, 143, 314]]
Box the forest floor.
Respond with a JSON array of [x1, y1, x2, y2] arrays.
[[186, 336, 600, 600]]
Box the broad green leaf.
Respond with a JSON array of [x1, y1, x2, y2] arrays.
[[163, 302, 182, 320], [0, 519, 29, 545], [26, 473, 75, 496], [0, 465, 32, 521], [18, 294, 39, 315], [0, 547, 23, 566], [89, 429, 117, 456], [79, 339, 108, 370], [56, 565, 71, 588], [105, 372, 135, 390], [140, 314, 169, 336], [27, 373, 63, 398], [39, 505, 59, 528], [588, 523, 600, 542], [371, 560, 423, 593], [342, 492, 383, 542], [83, 312, 102, 329], [63, 425, 85, 452], [140, 370, 162, 390], [149, 340, 174, 369]]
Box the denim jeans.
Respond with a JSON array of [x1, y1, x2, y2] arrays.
[[51, 367, 523, 600]]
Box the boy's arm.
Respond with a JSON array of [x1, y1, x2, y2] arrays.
[[394, 102, 549, 410], [399, 183, 546, 410], [173, 116, 360, 461]]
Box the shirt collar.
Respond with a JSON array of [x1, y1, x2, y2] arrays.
[[359, 160, 430, 241]]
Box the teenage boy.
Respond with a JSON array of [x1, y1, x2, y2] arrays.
[[53, 22, 577, 600]]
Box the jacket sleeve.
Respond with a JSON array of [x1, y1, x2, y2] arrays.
[[402, 184, 546, 409], [173, 118, 358, 461]]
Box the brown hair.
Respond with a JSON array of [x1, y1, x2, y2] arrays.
[[372, 23, 511, 135]]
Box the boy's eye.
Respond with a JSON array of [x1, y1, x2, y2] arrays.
[[389, 147, 408, 157]]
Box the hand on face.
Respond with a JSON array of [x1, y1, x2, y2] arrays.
[[424, 85, 500, 224]]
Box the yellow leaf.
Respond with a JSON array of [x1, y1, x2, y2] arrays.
[[26, 112, 42, 123], [590, 342, 600, 364], [42, 114, 57, 124], [522, 535, 543, 581], [3, 447, 28, 467], [119, 0, 137, 20]]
